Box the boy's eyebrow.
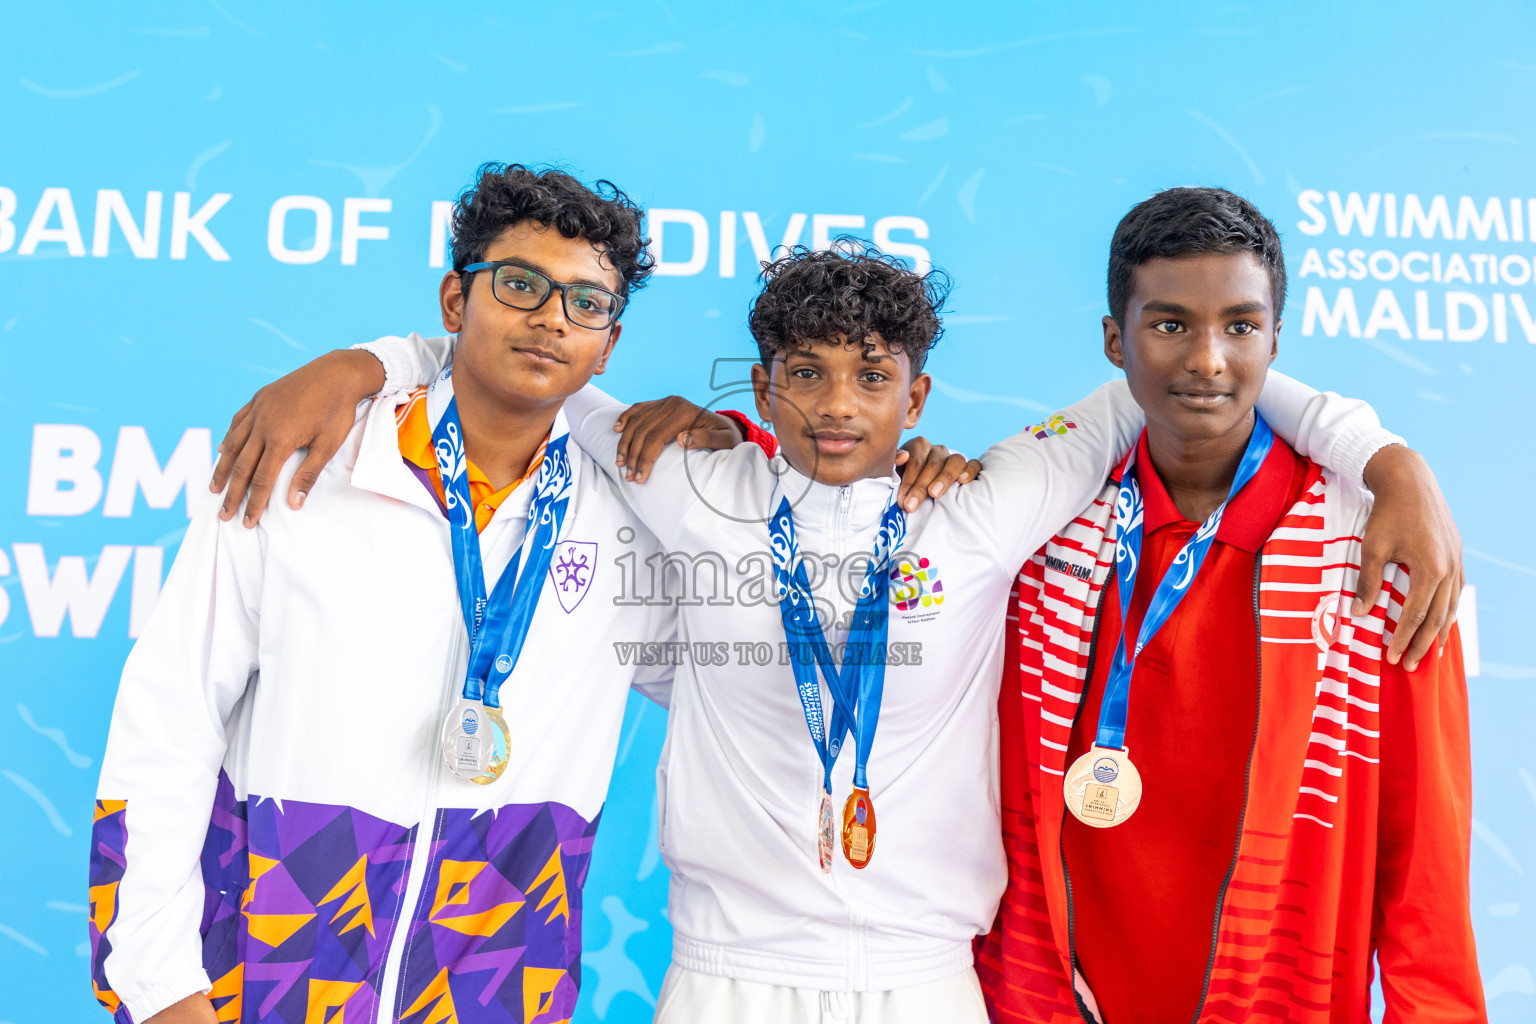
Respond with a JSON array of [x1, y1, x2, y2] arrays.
[[1140, 300, 1192, 316], [784, 343, 895, 362], [1140, 299, 1269, 318]]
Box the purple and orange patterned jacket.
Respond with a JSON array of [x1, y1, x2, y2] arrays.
[[91, 390, 677, 1024]]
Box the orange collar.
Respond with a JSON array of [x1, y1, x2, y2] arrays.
[[395, 386, 547, 533]]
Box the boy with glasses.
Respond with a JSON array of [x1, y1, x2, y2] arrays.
[[92, 164, 700, 1024]]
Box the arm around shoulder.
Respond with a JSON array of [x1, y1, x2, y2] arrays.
[[1255, 369, 1403, 483], [564, 383, 750, 549], [353, 333, 456, 394], [960, 378, 1143, 568]]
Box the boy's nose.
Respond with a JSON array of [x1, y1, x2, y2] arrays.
[[815, 380, 860, 421], [525, 290, 570, 334], [1183, 331, 1226, 377]]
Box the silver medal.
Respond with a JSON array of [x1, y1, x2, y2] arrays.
[[441, 698, 509, 783]]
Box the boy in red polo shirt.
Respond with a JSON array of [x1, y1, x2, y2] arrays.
[[977, 188, 1485, 1024]]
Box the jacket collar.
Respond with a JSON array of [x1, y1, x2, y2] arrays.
[[768, 457, 900, 535], [1112, 429, 1301, 555], [349, 390, 577, 525]]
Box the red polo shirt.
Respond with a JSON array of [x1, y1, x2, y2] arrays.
[[1062, 430, 1308, 1023]]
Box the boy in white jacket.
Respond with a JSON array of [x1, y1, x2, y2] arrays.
[[90, 164, 688, 1024]]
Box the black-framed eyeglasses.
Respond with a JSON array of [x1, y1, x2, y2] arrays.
[[460, 261, 626, 330]]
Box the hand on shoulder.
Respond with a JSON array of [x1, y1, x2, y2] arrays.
[[209, 349, 386, 527], [1356, 444, 1464, 672], [894, 436, 982, 512]]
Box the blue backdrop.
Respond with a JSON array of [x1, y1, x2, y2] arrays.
[[3, 2, 1534, 1021]]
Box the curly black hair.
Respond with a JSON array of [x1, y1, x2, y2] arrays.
[[748, 242, 950, 373], [450, 162, 655, 297], [1107, 187, 1286, 325]]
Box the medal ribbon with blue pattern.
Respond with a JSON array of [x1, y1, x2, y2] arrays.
[[769, 492, 906, 794], [428, 366, 574, 709], [1095, 413, 1275, 750]]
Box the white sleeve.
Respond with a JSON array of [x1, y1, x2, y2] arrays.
[[352, 332, 456, 396], [90, 494, 263, 1023], [629, 605, 679, 709], [562, 384, 748, 551], [630, 664, 675, 709], [1256, 368, 1403, 484], [948, 379, 1145, 570], [621, 516, 681, 710]]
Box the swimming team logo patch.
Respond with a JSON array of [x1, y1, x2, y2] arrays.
[[1028, 414, 1078, 439], [550, 540, 597, 613], [1044, 554, 1094, 582], [890, 556, 943, 613]]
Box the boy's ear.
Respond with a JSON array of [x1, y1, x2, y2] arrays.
[[1102, 315, 1126, 370], [750, 362, 774, 422], [593, 322, 622, 376], [905, 372, 932, 430], [441, 271, 466, 333], [1270, 316, 1281, 366]]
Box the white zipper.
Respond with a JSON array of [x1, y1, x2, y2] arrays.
[[850, 905, 870, 991], [374, 503, 533, 1022], [372, 608, 466, 1023], [835, 485, 852, 635]]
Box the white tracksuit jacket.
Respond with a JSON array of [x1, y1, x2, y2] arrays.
[[366, 332, 1401, 993], [91, 393, 676, 1024]]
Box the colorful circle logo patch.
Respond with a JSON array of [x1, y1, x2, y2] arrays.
[[889, 557, 944, 612]]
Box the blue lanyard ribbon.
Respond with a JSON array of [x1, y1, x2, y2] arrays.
[[428, 367, 573, 709], [1096, 414, 1275, 750], [769, 492, 906, 792]]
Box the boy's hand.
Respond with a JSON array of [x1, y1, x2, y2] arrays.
[[613, 396, 745, 482], [210, 350, 385, 527], [1355, 444, 1464, 672], [143, 993, 217, 1024], [894, 437, 982, 512]]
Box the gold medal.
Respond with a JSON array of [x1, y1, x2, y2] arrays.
[[841, 787, 877, 868], [471, 706, 512, 785], [1063, 745, 1142, 828], [817, 791, 836, 874]]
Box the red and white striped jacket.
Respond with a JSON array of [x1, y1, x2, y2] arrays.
[[976, 453, 1485, 1024]]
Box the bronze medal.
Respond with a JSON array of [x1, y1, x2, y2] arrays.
[[817, 791, 836, 873], [1063, 745, 1143, 828]]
